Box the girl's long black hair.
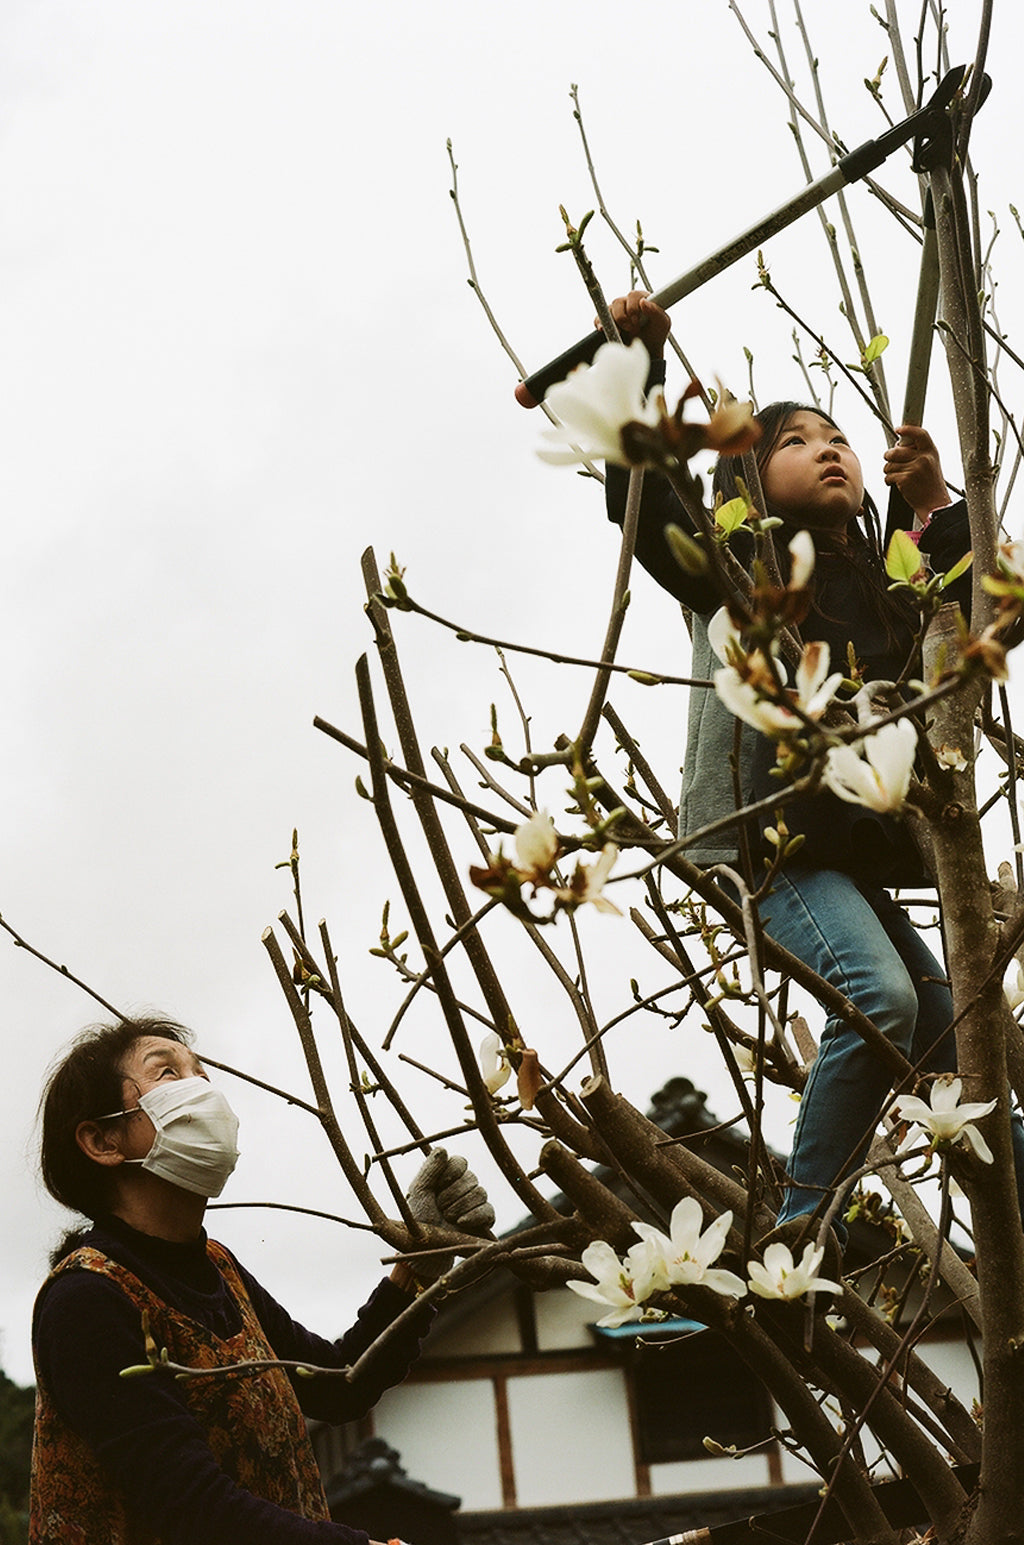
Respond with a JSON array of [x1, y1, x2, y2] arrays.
[[714, 400, 914, 645]]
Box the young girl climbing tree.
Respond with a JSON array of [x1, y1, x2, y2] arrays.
[[601, 290, 1024, 1253]]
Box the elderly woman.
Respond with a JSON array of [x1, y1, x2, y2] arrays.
[[31, 1016, 492, 1545]]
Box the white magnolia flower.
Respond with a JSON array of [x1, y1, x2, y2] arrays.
[[577, 844, 621, 914], [788, 530, 816, 591], [622, 1234, 670, 1303], [747, 1241, 843, 1302], [733, 1043, 758, 1080], [714, 639, 841, 740], [632, 1198, 746, 1298], [554, 843, 622, 915], [997, 538, 1024, 583], [935, 743, 969, 772], [714, 663, 800, 736], [708, 606, 788, 669], [794, 641, 843, 720], [566, 1239, 649, 1327], [1005, 961, 1024, 1012], [514, 809, 559, 877], [538, 340, 663, 466], [478, 1032, 511, 1096], [707, 606, 746, 667], [823, 718, 917, 812], [893, 1075, 998, 1163]]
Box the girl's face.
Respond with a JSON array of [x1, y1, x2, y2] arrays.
[[760, 411, 864, 535]]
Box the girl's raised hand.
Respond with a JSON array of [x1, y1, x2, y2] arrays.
[[883, 425, 949, 521], [602, 291, 672, 360]]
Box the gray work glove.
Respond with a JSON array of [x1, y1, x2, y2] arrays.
[[404, 1148, 495, 1284]]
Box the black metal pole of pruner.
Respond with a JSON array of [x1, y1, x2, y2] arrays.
[[882, 63, 992, 541], [639, 1462, 978, 1545], [514, 65, 970, 410]]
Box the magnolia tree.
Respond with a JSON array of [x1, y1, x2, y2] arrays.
[[70, 5, 1024, 1543]]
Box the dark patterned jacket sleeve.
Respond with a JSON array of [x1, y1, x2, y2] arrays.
[[231, 1260, 435, 1423]]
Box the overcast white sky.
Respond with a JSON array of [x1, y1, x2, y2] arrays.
[[2, 1, 1023, 1390]]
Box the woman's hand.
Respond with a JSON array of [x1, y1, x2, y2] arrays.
[[883, 424, 949, 522], [603, 291, 671, 360]]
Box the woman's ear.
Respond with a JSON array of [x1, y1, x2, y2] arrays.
[[75, 1120, 127, 1168]]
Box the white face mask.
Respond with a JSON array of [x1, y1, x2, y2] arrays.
[[117, 1076, 241, 1197]]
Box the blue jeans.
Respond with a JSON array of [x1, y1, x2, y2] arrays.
[[758, 866, 1024, 1235]]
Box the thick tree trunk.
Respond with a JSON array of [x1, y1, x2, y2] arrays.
[[922, 611, 1024, 1544]]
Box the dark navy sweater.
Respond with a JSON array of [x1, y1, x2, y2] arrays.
[[33, 1216, 433, 1544], [605, 460, 970, 881]]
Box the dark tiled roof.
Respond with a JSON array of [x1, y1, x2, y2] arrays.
[[457, 1484, 822, 1545], [325, 1438, 460, 1513]]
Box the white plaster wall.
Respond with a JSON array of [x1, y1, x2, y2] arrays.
[[772, 1383, 880, 1485], [505, 1367, 635, 1506], [649, 1454, 775, 1494], [914, 1336, 980, 1411], [778, 1443, 820, 1486], [373, 1378, 504, 1512], [533, 1286, 597, 1351], [424, 1296, 523, 1358]]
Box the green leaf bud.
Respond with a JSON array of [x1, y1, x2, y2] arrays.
[[664, 523, 708, 575]]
